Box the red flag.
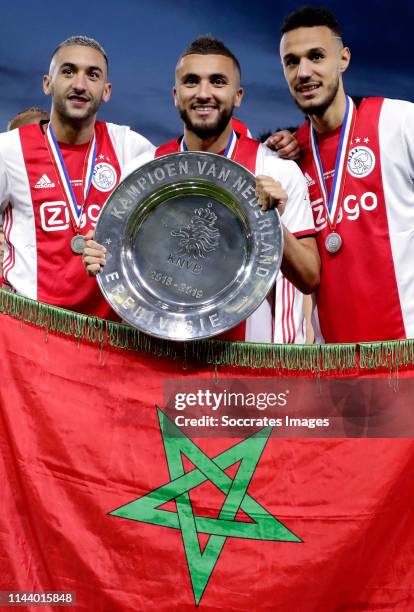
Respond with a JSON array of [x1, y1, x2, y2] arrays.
[[0, 307, 413, 611]]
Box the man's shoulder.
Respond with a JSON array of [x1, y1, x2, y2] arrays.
[[0, 125, 27, 159], [121, 150, 155, 180], [98, 121, 155, 163], [96, 120, 133, 138], [0, 123, 38, 144], [155, 138, 180, 157], [97, 120, 153, 144], [356, 96, 414, 123], [380, 97, 414, 116], [236, 133, 260, 147], [256, 140, 305, 179], [0, 129, 16, 146], [293, 121, 309, 148]]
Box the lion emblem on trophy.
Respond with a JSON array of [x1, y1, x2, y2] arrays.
[[170, 202, 220, 259]]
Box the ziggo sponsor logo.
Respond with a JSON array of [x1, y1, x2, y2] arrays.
[[312, 191, 378, 230], [40, 201, 101, 232]]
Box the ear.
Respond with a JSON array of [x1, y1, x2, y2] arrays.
[[173, 85, 178, 108], [234, 86, 244, 109], [339, 46, 351, 74], [102, 82, 112, 103], [43, 74, 52, 96]]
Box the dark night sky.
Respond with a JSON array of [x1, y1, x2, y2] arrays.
[[1, 0, 413, 142]]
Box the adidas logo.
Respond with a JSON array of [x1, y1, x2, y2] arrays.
[[304, 172, 315, 187], [34, 174, 55, 189]]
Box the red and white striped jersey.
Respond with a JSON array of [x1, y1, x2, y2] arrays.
[[0, 121, 154, 318], [123, 134, 315, 344], [296, 97, 414, 343], [231, 118, 252, 138]]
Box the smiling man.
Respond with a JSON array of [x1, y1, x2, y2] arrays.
[[84, 36, 319, 343], [0, 36, 154, 316], [278, 6, 414, 343]]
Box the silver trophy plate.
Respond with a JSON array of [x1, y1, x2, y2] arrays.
[[95, 152, 283, 341]]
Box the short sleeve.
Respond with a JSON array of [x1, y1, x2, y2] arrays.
[[256, 144, 315, 237]]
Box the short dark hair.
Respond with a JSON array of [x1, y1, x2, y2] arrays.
[[281, 6, 343, 40], [179, 35, 241, 78], [7, 107, 50, 131], [51, 35, 108, 69]]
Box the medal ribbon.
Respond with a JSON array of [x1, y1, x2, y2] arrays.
[[180, 130, 237, 158], [310, 95, 356, 228], [45, 124, 97, 230]]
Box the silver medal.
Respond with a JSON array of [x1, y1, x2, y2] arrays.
[[325, 232, 342, 254], [70, 234, 85, 255]]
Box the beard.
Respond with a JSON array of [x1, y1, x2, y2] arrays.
[[178, 105, 234, 140], [294, 76, 340, 117], [51, 88, 101, 123]]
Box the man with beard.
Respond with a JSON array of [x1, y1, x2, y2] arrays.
[[276, 6, 414, 343], [0, 36, 154, 317], [84, 36, 320, 342]]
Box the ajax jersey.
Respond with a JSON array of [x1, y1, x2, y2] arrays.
[[0, 121, 154, 318], [296, 98, 414, 343]]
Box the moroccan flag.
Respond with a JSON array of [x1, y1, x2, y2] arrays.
[[0, 293, 413, 611]]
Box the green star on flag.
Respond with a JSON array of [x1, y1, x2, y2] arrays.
[[110, 409, 301, 605]]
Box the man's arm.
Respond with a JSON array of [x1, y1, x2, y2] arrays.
[[265, 129, 300, 160], [255, 148, 320, 295], [280, 231, 320, 294]]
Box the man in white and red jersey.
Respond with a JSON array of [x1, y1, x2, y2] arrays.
[[276, 6, 414, 343], [0, 36, 154, 318], [84, 36, 320, 343], [0, 107, 50, 285]]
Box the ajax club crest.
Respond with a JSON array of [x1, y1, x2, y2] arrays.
[[92, 162, 117, 192], [347, 146, 376, 178]]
